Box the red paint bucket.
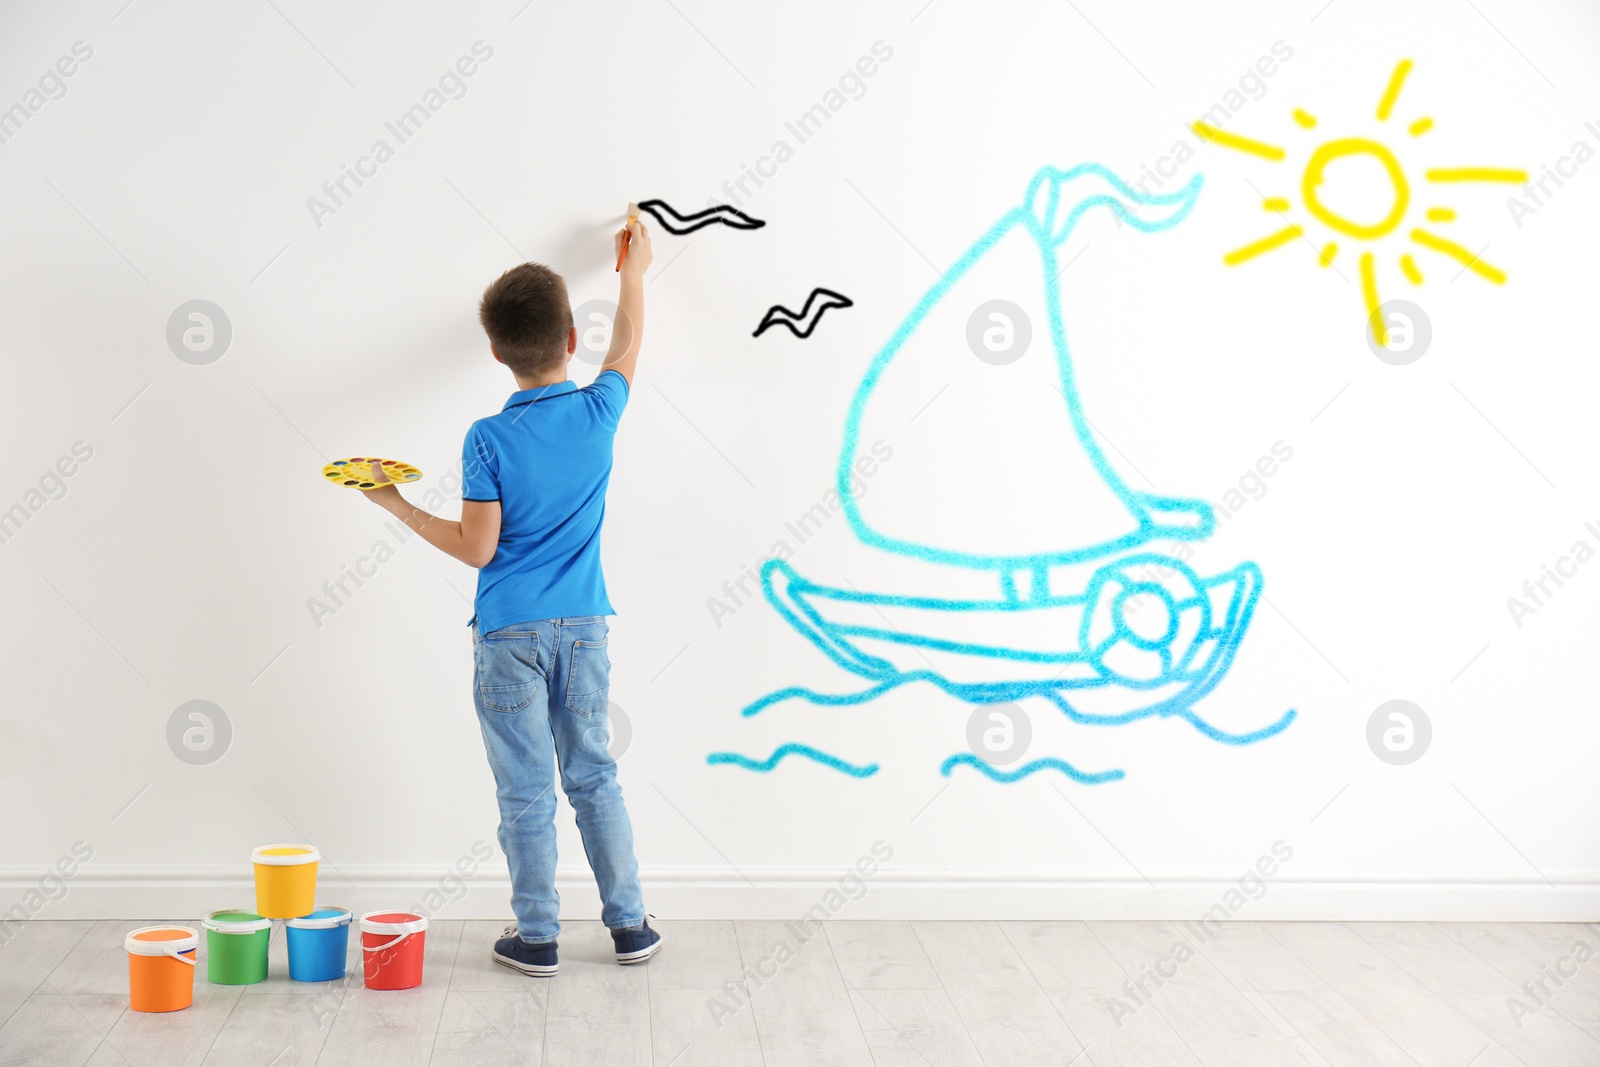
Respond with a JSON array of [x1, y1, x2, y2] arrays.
[[359, 911, 427, 990]]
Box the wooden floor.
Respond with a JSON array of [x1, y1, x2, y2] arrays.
[[1, 920, 1596, 1065]]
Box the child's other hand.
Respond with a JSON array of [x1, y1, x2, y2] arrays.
[[364, 460, 398, 502], [617, 219, 652, 278]]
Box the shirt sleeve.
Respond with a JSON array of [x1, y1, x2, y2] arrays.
[[461, 421, 501, 501], [583, 369, 630, 428]]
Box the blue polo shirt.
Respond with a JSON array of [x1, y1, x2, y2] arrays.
[[462, 371, 628, 632]]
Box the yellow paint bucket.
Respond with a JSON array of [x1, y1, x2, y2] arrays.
[[251, 843, 320, 918]]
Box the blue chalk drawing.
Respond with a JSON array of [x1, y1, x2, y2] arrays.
[[708, 743, 880, 778], [939, 754, 1125, 785], [720, 163, 1295, 782]]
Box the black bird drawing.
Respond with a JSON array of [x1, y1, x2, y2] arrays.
[[636, 199, 766, 235], [753, 288, 854, 339]]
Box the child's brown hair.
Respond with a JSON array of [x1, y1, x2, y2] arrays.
[[478, 262, 572, 377]]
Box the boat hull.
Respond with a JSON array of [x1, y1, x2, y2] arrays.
[[761, 552, 1261, 714]]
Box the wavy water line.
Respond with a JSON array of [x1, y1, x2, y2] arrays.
[[740, 680, 905, 717], [939, 753, 1125, 784], [707, 743, 879, 777], [739, 674, 1294, 748]]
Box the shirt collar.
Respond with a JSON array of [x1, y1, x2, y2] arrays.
[[503, 381, 578, 410]]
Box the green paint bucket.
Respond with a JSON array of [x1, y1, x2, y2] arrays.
[[203, 909, 271, 985]]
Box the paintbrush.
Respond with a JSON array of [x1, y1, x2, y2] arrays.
[[614, 202, 639, 271]]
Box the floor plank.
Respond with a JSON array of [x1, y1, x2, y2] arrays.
[[310, 921, 460, 1067], [1087, 922, 1320, 1064], [826, 922, 941, 990], [1237, 990, 1333, 1067], [197, 993, 335, 1066], [734, 920, 873, 1067], [1441, 922, 1571, 985], [1264, 922, 1510, 1067], [1349, 922, 1522, 993], [1438, 990, 1600, 1067], [1154, 978, 1320, 1067], [1044, 987, 1205, 1067], [541, 922, 652, 1066], [0, 922, 90, 1029], [46, 920, 155, 995], [450, 922, 550, 994], [88, 981, 242, 1066], [1000, 921, 1130, 989], [914, 921, 1083, 1066], [0, 994, 124, 1067], [642, 921, 743, 992], [649, 986, 765, 1067], [1194, 923, 1328, 993], [429, 989, 546, 1066], [849, 986, 986, 1067], [1087, 923, 1318, 1067], [1252, 988, 1418, 1067]]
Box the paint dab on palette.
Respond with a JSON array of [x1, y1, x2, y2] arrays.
[[636, 199, 766, 235], [753, 288, 853, 339], [707, 743, 878, 778], [321, 457, 423, 490]]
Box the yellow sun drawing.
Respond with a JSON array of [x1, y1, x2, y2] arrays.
[[1195, 59, 1527, 347]]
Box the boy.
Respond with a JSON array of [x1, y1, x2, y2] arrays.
[[356, 219, 659, 976]]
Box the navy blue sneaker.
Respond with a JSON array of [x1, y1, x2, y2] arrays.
[[611, 917, 662, 965], [492, 924, 558, 977]]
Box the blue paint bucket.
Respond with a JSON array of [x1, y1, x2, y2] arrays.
[[284, 906, 351, 982]]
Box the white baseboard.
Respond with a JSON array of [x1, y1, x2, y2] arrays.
[[3, 866, 1598, 922]]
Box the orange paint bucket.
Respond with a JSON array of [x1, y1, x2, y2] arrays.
[[252, 843, 320, 918], [126, 926, 197, 1012]]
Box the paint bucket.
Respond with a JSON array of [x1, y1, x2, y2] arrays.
[[126, 926, 197, 1012], [285, 906, 352, 982], [202, 909, 271, 985], [359, 911, 427, 990], [251, 843, 319, 918]]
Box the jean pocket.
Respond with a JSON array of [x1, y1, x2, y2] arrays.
[[564, 637, 610, 718], [476, 631, 542, 715]]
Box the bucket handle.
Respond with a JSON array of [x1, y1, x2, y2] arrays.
[[166, 948, 197, 966], [363, 932, 413, 955]]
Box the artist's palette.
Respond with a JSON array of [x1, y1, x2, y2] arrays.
[[321, 457, 422, 490]]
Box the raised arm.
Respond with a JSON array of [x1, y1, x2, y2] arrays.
[[605, 219, 651, 385]]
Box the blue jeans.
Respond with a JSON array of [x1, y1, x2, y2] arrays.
[[472, 616, 644, 942]]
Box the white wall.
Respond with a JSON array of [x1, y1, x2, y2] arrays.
[[2, 0, 1598, 923]]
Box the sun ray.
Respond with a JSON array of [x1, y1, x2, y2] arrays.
[[1411, 229, 1507, 283], [1426, 167, 1528, 183], [1409, 117, 1434, 136], [1293, 108, 1318, 129], [1319, 242, 1339, 267], [1400, 254, 1423, 285], [1360, 252, 1386, 346], [1262, 197, 1291, 212], [1426, 207, 1456, 222], [1376, 59, 1413, 121], [1224, 226, 1304, 265], [1192, 121, 1286, 161]]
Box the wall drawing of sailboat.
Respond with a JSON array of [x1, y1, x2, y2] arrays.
[[711, 163, 1296, 782]]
